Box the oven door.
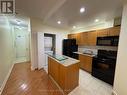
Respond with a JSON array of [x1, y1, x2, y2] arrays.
[[92, 58, 116, 85]]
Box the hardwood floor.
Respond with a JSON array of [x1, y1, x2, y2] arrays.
[[2, 63, 63, 95]]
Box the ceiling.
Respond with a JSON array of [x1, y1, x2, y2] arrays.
[[15, 0, 124, 30]]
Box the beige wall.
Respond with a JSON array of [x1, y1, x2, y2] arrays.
[[30, 18, 69, 69], [0, 16, 14, 90], [113, 3, 127, 95]]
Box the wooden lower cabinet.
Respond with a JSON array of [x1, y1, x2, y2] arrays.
[[48, 57, 79, 94], [48, 57, 59, 83], [79, 54, 93, 73]]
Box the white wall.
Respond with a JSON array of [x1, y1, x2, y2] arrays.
[[31, 32, 38, 70], [113, 3, 127, 95], [30, 18, 69, 69], [0, 16, 14, 92], [37, 32, 45, 69]]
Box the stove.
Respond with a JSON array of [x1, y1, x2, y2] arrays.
[[92, 50, 117, 85]]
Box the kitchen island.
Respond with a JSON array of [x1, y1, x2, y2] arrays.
[[47, 53, 80, 94]]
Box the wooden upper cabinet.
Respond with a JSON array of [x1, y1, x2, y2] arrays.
[[68, 34, 77, 39], [75, 33, 81, 45], [68, 34, 72, 39], [87, 31, 97, 46], [83, 32, 88, 45], [97, 28, 109, 37], [74, 32, 88, 46], [68, 26, 120, 46], [108, 26, 120, 36], [79, 32, 88, 46]]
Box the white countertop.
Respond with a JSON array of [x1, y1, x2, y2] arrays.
[[74, 52, 96, 57], [47, 53, 80, 67]]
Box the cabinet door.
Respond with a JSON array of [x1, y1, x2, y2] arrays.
[[78, 32, 88, 46], [48, 57, 51, 75], [87, 31, 97, 46], [68, 34, 72, 39], [79, 54, 92, 73], [76, 33, 85, 45], [49, 58, 59, 83], [75, 33, 81, 45], [108, 26, 120, 36], [97, 28, 109, 37], [68, 34, 77, 39]]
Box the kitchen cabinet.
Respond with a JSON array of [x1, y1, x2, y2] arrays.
[[48, 57, 59, 83], [77, 32, 88, 46], [79, 54, 93, 73], [68, 31, 97, 46], [76, 31, 97, 46], [108, 26, 120, 36], [97, 28, 109, 37], [97, 26, 120, 37], [68, 26, 120, 46], [82, 32, 88, 45], [68, 34, 77, 39], [87, 31, 97, 46], [48, 56, 79, 94], [75, 33, 81, 45]]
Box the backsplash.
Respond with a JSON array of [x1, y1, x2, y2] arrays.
[[78, 46, 118, 55]]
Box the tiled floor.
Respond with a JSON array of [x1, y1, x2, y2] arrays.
[[68, 70, 113, 95]]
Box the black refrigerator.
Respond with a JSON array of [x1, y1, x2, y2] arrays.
[[62, 39, 78, 59]]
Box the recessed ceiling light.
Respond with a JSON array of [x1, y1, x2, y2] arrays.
[[57, 21, 61, 24], [95, 19, 99, 22], [73, 26, 76, 29], [80, 7, 85, 13]]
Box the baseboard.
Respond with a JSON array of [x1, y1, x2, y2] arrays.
[[31, 66, 37, 71], [0, 64, 14, 95], [15, 61, 30, 64], [112, 90, 118, 95]]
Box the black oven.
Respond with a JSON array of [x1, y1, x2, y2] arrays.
[[92, 50, 117, 85], [97, 36, 119, 46]]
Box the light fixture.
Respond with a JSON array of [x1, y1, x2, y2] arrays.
[[57, 21, 61, 24], [73, 26, 76, 29], [95, 19, 99, 22], [80, 7, 85, 13]]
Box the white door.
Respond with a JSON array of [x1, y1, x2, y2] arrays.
[[14, 28, 30, 63]]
